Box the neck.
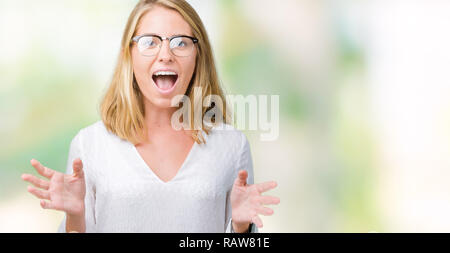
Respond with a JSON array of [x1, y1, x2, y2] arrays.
[[140, 99, 194, 145], [143, 100, 177, 131]]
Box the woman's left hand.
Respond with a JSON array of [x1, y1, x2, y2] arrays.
[[230, 170, 280, 232]]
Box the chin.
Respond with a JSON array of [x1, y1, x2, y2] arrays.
[[147, 96, 175, 109]]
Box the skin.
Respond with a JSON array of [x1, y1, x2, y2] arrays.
[[131, 6, 197, 110], [131, 6, 199, 184], [21, 158, 86, 233], [21, 6, 280, 233]]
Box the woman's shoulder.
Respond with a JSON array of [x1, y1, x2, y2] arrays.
[[204, 122, 249, 150], [77, 120, 108, 137], [75, 120, 122, 145], [209, 122, 243, 136], [71, 121, 128, 164]]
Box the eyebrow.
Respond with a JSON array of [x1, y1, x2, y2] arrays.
[[139, 33, 193, 38], [171, 33, 193, 37]]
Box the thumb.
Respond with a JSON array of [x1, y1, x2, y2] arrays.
[[235, 170, 248, 187], [72, 158, 84, 178]]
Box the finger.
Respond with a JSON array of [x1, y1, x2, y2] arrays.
[[27, 186, 50, 200], [234, 170, 248, 187], [72, 158, 84, 178], [255, 206, 274, 216], [252, 215, 264, 228], [259, 195, 280, 205], [40, 200, 57, 210], [30, 159, 54, 179], [256, 181, 278, 193], [21, 174, 49, 190]]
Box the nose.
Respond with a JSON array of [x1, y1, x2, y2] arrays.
[[156, 39, 174, 63]]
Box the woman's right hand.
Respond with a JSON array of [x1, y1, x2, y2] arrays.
[[21, 158, 86, 217]]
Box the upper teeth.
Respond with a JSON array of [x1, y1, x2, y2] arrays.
[[155, 71, 177, 76]]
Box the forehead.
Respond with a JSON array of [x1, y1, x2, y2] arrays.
[[136, 5, 193, 37]]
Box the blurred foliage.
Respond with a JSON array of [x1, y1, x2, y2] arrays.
[[218, 0, 306, 122], [0, 44, 99, 200]]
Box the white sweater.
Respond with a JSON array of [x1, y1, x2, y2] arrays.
[[57, 121, 258, 233]]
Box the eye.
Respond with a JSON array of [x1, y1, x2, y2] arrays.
[[173, 40, 186, 48], [139, 37, 158, 48], [144, 39, 156, 47], [171, 38, 189, 48]]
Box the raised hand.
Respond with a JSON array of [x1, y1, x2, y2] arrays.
[[230, 170, 280, 232], [21, 158, 86, 217]]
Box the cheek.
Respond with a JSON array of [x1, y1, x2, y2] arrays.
[[132, 55, 144, 73], [181, 58, 197, 84], [132, 54, 152, 84]]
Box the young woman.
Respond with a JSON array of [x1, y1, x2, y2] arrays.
[[21, 0, 280, 233]]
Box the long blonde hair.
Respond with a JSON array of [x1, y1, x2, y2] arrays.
[[100, 0, 230, 145]]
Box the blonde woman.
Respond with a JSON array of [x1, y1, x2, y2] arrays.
[[21, 0, 280, 233]]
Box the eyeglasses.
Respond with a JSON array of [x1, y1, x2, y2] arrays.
[[132, 34, 198, 57]]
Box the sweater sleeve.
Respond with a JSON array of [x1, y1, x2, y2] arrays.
[[224, 132, 259, 233], [57, 130, 97, 233]]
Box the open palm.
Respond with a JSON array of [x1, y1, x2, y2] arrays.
[[230, 170, 280, 229], [21, 158, 86, 216]]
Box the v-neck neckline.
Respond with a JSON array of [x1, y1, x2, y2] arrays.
[[129, 140, 198, 185]]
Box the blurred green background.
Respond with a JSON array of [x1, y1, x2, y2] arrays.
[[1, 0, 450, 232]]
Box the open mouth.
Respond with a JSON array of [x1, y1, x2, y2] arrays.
[[152, 71, 178, 92]]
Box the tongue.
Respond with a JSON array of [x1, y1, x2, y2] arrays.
[[155, 76, 176, 90]]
